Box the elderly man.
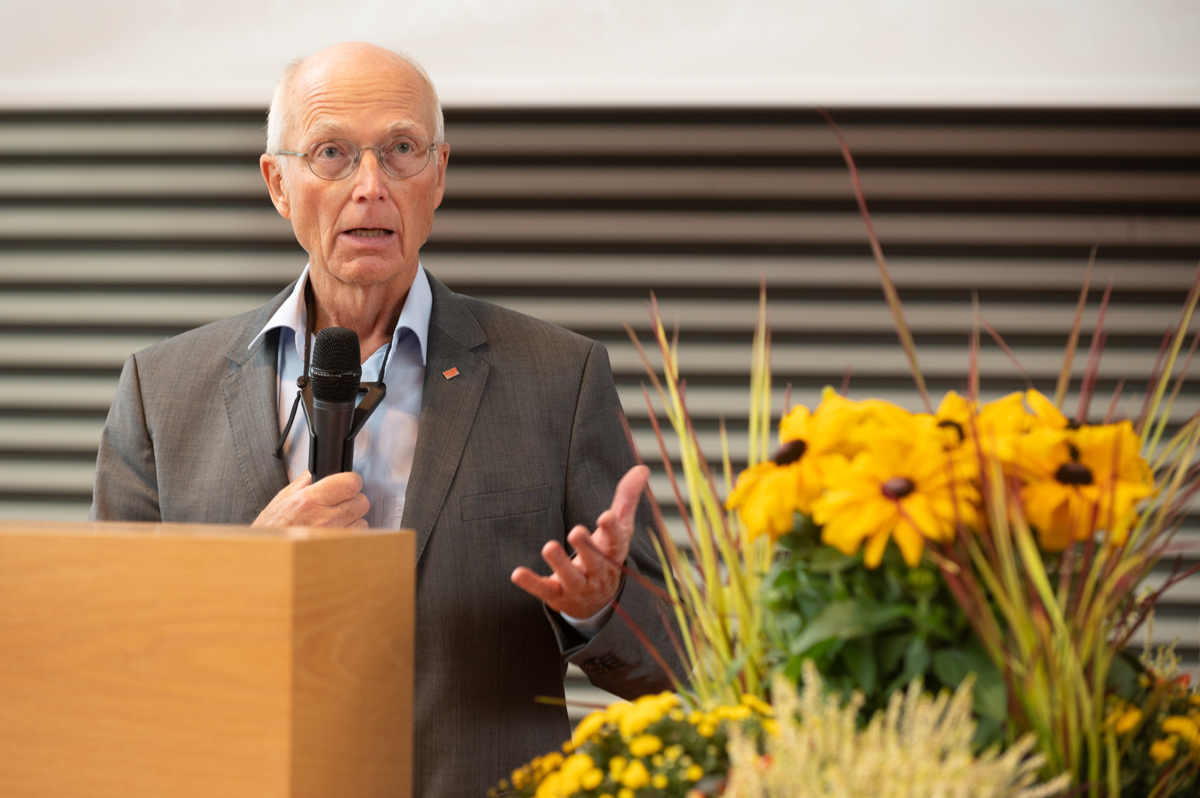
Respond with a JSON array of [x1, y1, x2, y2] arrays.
[[91, 42, 679, 796]]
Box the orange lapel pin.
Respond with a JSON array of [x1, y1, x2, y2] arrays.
[[442, 367, 460, 380]]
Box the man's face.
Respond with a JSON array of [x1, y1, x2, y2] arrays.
[[261, 52, 448, 297]]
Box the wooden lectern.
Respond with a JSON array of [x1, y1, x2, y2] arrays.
[[0, 521, 415, 798]]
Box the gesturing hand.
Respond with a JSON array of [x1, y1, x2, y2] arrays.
[[511, 464, 649, 619], [252, 470, 370, 529]]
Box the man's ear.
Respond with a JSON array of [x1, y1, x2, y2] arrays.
[[431, 144, 450, 210], [260, 154, 292, 220]]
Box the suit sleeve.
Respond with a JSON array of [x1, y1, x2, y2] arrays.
[[90, 354, 163, 522], [556, 341, 686, 698]]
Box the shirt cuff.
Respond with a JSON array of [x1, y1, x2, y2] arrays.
[[559, 601, 615, 639]]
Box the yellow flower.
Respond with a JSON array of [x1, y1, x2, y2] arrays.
[[609, 755, 627, 781], [628, 734, 663, 757], [1020, 420, 1154, 550], [812, 419, 979, 568], [1151, 738, 1178, 763], [581, 768, 604, 790], [665, 744, 684, 762], [740, 693, 773, 716], [618, 790, 634, 798], [933, 391, 973, 449], [697, 721, 717, 737], [725, 460, 806, 542], [686, 763, 705, 781], [571, 710, 608, 747], [652, 774, 669, 789], [1115, 707, 1142, 735], [621, 760, 651, 790], [727, 389, 923, 542], [1024, 389, 1071, 430], [618, 692, 678, 738], [1163, 716, 1200, 744], [975, 392, 1037, 465]]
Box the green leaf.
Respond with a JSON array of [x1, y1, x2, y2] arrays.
[[932, 647, 1007, 722], [972, 716, 1005, 751], [902, 636, 931, 682], [877, 633, 912, 674], [788, 600, 910, 657], [1106, 650, 1143, 700], [840, 637, 878, 695], [808, 547, 858, 574]]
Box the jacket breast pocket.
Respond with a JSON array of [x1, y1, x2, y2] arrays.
[[461, 484, 553, 521]]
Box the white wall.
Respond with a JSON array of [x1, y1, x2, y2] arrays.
[[1, 0, 1197, 108]]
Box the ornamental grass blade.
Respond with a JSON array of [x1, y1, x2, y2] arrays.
[[1054, 246, 1097, 408], [1141, 260, 1200, 449], [1103, 378, 1125, 424], [819, 107, 931, 413], [970, 292, 982, 402], [1075, 281, 1113, 426], [1137, 329, 1175, 438], [979, 313, 1034, 390], [1147, 327, 1200, 460], [611, 603, 687, 694]]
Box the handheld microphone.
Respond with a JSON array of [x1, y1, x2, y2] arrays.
[[308, 327, 362, 481]]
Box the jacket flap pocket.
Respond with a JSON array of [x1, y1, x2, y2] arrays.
[[461, 484, 552, 521]]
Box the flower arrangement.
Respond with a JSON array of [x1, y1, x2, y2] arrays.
[[711, 117, 1200, 794], [493, 114, 1200, 798]]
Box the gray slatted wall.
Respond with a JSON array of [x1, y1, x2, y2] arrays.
[[1, 108, 1198, 705]]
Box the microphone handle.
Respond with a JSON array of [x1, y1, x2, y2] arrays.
[[310, 397, 357, 481]]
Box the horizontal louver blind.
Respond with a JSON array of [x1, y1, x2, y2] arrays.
[[1, 109, 1197, 689]]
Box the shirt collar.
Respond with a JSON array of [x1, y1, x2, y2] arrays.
[[249, 263, 432, 367]]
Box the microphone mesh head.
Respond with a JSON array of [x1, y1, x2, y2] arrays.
[[311, 327, 362, 403]]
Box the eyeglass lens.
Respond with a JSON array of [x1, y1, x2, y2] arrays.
[[307, 136, 432, 180]]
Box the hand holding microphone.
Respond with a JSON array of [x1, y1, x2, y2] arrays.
[[253, 326, 388, 528]]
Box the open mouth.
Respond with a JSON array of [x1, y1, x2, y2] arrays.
[[344, 228, 394, 238]]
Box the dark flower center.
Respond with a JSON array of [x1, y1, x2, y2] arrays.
[[882, 477, 915, 499], [1055, 462, 1093, 485], [774, 439, 807, 465], [937, 419, 965, 443]]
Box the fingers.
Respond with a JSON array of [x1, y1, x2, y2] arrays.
[[569, 525, 617, 574], [308, 471, 363, 504], [541, 539, 588, 593], [275, 470, 313, 499], [609, 464, 650, 526], [252, 470, 369, 528], [510, 566, 561, 605], [589, 464, 646, 561]]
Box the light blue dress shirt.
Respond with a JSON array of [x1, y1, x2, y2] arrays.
[[249, 264, 431, 530]]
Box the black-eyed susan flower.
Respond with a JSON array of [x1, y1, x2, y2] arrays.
[[1019, 419, 1153, 550], [811, 415, 979, 568]]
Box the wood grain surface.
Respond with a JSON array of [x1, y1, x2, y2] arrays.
[[0, 521, 414, 798]]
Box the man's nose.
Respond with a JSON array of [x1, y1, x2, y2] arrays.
[[350, 149, 389, 200]]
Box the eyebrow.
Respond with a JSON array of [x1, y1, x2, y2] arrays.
[[306, 119, 424, 140]]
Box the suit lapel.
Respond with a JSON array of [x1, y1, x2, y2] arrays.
[[401, 277, 490, 562], [222, 288, 293, 515]]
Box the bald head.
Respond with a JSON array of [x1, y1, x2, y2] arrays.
[[266, 42, 444, 154]]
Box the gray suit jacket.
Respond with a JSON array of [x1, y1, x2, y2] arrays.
[[91, 273, 680, 797]]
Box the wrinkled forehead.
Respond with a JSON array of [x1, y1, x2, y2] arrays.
[[291, 60, 433, 145]]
